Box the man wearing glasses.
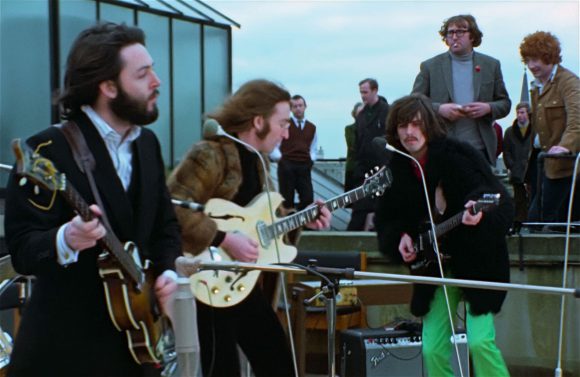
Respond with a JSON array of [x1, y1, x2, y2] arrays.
[[412, 14, 511, 166]]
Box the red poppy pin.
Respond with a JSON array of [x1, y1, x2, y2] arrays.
[[475, 65, 481, 72]]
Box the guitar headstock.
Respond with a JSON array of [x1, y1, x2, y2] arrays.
[[474, 193, 500, 212], [363, 166, 393, 198], [11, 139, 66, 192]]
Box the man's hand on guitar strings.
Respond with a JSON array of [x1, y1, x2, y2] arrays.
[[221, 232, 259, 263], [462, 200, 483, 226], [304, 199, 332, 230], [398, 233, 417, 263], [64, 204, 107, 251]]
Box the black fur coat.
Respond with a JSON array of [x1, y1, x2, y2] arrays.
[[375, 137, 514, 316]]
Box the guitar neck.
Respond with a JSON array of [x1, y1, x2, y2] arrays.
[[434, 203, 484, 238], [62, 183, 143, 285], [268, 185, 367, 237]]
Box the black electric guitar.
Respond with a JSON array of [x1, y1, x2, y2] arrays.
[[191, 166, 392, 307], [408, 193, 500, 276], [11, 139, 162, 365]]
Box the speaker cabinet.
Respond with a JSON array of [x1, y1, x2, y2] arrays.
[[340, 328, 469, 377]]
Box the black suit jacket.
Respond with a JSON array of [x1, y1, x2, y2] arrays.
[[5, 114, 181, 376]]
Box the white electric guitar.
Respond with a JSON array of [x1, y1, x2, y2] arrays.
[[190, 166, 392, 307]]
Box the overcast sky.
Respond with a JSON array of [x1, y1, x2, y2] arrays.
[[206, 0, 579, 159]]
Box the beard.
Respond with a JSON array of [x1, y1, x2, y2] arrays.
[[110, 84, 159, 126]]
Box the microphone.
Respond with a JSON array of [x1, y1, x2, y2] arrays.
[[203, 118, 226, 139], [172, 199, 205, 212], [372, 136, 395, 165], [380, 140, 466, 377]]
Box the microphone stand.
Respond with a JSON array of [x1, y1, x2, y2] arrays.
[[298, 261, 356, 377], [177, 257, 579, 377], [179, 257, 580, 298], [384, 143, 466, 376], [203, 123, 301, 377], [551, 152, 580, 377], [172, 277, 202, 377]]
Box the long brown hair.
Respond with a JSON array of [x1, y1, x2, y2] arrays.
[[209, 79, 290, 139], [386, 94, 446, 150]]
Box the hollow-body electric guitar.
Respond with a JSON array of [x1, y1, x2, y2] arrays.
[[12, 139, 162, 365], [408, 193, 500, 276], [191, 166, 392, 307]]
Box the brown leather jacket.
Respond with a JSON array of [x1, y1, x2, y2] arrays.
[[530, 65, 580, 179]]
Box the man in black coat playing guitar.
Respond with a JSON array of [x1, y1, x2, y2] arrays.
[[4, 23, 181, 376], [375, 94, 513, 377]]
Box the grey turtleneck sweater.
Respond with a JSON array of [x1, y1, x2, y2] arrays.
[[449, 50, 484, 151]]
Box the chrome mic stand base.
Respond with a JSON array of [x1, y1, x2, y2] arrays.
[[173, 277, 202, 377]]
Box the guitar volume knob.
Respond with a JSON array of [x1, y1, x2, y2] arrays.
[[211, 286, 220, 295]]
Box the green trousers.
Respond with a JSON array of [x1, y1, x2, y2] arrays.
[[422, 286, 510, 377]]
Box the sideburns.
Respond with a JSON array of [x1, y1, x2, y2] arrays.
[[256, 119, 271, 139]]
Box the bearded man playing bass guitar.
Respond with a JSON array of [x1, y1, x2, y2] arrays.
[[374, 94, 514, 377], [167, 79, 331, 377], [4, 23, 180, 376]]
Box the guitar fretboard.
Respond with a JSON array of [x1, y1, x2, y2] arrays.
[[434, 203, 486, 238], [63, 183, 143, 285], [268, 184, 369, 238]]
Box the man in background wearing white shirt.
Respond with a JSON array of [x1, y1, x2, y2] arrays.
[[272, 94, 318, 211]]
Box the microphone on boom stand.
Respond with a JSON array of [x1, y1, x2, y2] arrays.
[[371, 136, 467, 377], [171, 199, 205, 212]]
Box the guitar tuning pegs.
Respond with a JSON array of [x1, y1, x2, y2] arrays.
[[374, 166, 379, 172], [19, 177, 27, 186], [365, 173, 369, 178], [34, 185, 40, 195]]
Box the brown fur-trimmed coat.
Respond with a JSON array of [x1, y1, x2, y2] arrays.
[[167, 136, 271, 255]]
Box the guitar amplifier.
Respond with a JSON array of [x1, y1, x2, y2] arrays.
[[340, 328, 469, 377]]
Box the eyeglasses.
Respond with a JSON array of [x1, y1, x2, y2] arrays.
[[446, 29, 469, 38]]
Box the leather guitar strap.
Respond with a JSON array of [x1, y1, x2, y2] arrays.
[[57, 121, 113, 231]]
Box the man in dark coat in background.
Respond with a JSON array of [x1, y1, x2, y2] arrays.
[[348, 78, 389, 230], [503, 102, 533, 230]]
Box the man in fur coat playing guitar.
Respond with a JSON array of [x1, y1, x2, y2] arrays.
[[374, 94, 514, 377], [167, 79, 331, 377]]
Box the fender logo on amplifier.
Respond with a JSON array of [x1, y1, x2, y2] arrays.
[[370, 350, 386, 368]]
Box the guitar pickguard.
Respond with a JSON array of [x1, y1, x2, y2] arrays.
[[190, 192, 296, 307]]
